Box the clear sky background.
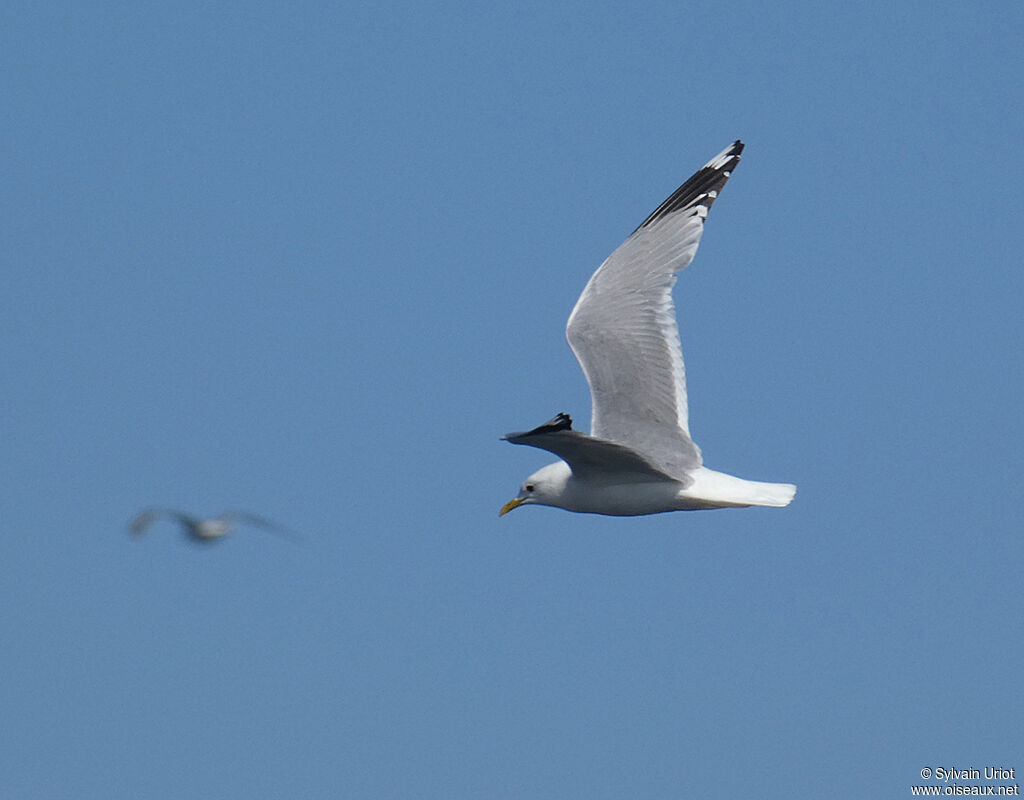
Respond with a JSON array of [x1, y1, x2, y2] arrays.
[[3, 1, 1022, 797]]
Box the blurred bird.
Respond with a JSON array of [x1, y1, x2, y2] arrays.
[[128, 509, 300, 544]]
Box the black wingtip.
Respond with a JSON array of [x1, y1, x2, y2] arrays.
[[529, 413, 573, 435], [635, 140, 745, 232], [501, 412, 573, 442]]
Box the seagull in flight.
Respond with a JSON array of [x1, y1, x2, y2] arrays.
[[500, 141, 796, 517], [128, 509, 299, 543]]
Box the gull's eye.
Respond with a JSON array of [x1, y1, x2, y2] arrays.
[[525, 484, 535, 492]]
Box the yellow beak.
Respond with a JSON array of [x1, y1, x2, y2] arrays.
[[499, 497, 526, 517]]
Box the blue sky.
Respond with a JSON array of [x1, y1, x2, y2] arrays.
[[3, 1, 1022, 797]]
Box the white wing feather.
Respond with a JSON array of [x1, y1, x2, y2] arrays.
[[565, 142, 743, 481]]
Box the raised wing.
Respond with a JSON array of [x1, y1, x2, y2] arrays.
[[565, 141, 743, 480], [501, 413, 682, 485]]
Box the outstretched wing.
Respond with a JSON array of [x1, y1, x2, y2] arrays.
[[501, 413, 683, 485], [565, 141, 743, 480], [128, 508, 196, 537], [221, 512, 302, 543]]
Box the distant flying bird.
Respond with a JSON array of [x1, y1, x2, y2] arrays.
[[500, 141, 796, 517], [128, 509, 299, 543]]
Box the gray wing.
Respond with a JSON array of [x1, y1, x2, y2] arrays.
[[128, 508, 196, 536], [502, 413, 681, 485], [220, 511, 302, 542], [565, 141, 743, 480]]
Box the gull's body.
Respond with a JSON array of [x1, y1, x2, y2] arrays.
[[129, 508, 297, 543], [501, 141, 795, 517]]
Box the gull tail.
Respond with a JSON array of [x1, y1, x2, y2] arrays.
[[684, 469, 797, 509], [743, 481, 797, 508]]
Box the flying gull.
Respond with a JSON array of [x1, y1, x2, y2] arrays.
[[500, 141, 796, 517], [128, 508, 299, 543]]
